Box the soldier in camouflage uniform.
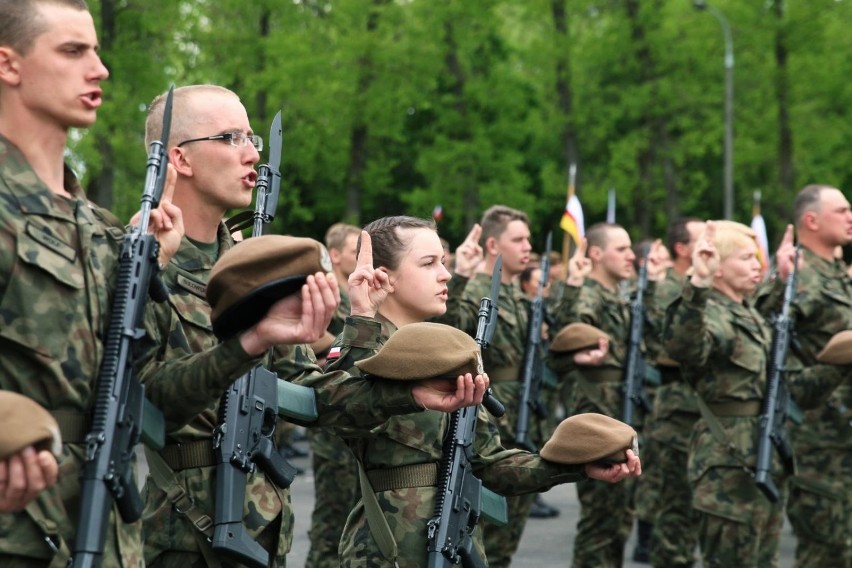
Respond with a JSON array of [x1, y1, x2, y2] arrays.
[[306, 222, 362, 568], [437, 205, 580, 567], [321, 216, 640, 566], [664, 221, 850, 568], [556, 222, 667, 568], [646, 217, 704, 568], [0, 2, 186, 565], [755, 185, 852, 568]]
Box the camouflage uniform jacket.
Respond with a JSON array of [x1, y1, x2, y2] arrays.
[[327, 287, 350, 336], [755, 246, 852, 452], [139, 228, 431, 564], [330, 315, 585, 567], [648, 267, 699, 450], [0, 135, 141, 565], [568, 278, 655, 417], [663, 284, 847, 487], [437, 272, 574, 447]]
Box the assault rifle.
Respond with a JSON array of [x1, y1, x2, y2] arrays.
[[622, 244, 652, 426], [71, 88, 172, 568], [755, 246, 799, 503], [515, 232, 552, 451], [212, 112, 319, 568], [426, 257, 508, 568]]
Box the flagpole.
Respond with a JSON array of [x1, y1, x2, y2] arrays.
[[562, 163, 577, 266]]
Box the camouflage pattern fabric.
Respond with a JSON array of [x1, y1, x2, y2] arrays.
[[437, 272, 571, 565], [0, 136, 145, 567], [562, 278, 643, 567], [664, 282, 848, 566], [646, 267, 700, 565], [140, 226, 295, 567], [305, 428, 360, 568], [756, 246, 852, 568], [328, 315, 585, 567]]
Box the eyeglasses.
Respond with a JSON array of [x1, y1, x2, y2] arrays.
[[177, 130, 263, 152]]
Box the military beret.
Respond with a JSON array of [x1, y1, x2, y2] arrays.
[[540, 413, 637, 465], [550, 323, 610, 354], [0, 392, 62, 460], [355, 322, 482, 380], [207, 235, 334, 339], [816, 330, 852, 365], [310, 331, 337, 359]]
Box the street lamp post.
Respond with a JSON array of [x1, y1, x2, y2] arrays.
[[694, 0, 734, 220]]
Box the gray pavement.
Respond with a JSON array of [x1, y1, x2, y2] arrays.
[[283, 439, 796, 566]]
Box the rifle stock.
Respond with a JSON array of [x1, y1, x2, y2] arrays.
[[622, 245, 652, 426], [755, 246, 799, 502], [426, 258, 508, 568], [212, 112, 319, 566], [70, 87, 173, 568], [515, 232, 552, 451]]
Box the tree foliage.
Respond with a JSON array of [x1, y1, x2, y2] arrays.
[[78, 0, 852, 251]]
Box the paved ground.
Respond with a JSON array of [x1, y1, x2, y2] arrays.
[[282, 438, 797, 567]]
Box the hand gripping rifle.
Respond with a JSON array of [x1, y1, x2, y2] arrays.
[[621, 244, 652, 427], [212, 112, 319, 568], [515, 232, 552, 451], [70, 87, 173, 568], [426, 257, 508, 568], [755, 246, 799, 503]]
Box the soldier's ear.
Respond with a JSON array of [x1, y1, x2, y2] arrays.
[[169, 146, 193, 177], [0, 47, 22, 87], [484, 236, 499, 257], [587, 244, 603, 262]]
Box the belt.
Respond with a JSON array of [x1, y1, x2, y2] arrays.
[[488, 366, 520, 382], [366, 463, 439, 492], [581, 368, 623, 383], [51, 411, 90, 443], [160, 440, 216, 470], [707, 401, 762, 417], [658, 367, 681, 385]]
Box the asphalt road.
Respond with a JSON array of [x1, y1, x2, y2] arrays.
[[282, 439, 797, 567]]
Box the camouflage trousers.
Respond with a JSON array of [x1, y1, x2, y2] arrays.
[[571, 475, 636, 568], [339, 486, 487, 567], [306, 428, 360, 568], [631, 432, 660, 523], [481, 492, 536, 568], [142, 463, 291, 568], [693, 466, 785, 568], [787, 450, 852, 568], [648, 442, 698, 566]]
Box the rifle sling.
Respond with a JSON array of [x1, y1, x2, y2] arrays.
[[365, 462, 438, 492], [159, 439, 216, 470], [692, 390, 754, 472], [356, 459, 399, 564], [145, 447, 214, 537]]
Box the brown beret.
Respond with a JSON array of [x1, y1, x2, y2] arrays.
[[540, 413, 637, 465], [816, 330, 852, 365], [550, 323, 610, 354], [207, 235, 334, 339], [310, 331, 337, 359], [0, 392, 62, 460], [355, 322, 482, 380]]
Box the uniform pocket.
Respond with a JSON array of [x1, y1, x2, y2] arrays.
[[0, 228, 85, 359]]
